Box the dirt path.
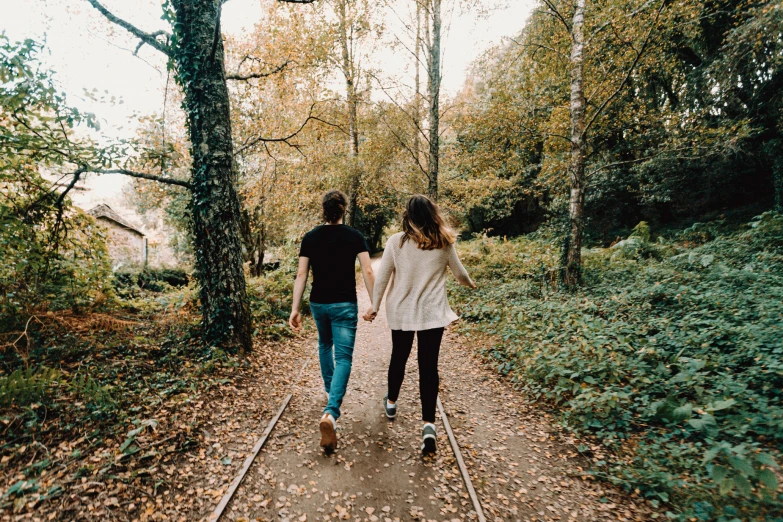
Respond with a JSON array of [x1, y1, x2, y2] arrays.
[[215, 281, 651, 522]]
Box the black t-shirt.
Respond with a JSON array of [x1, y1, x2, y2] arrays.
[[299, 224, 370, 304]]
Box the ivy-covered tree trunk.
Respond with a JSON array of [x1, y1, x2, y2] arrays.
[[86, 0, 253, 351], [564, 0, 587, 288], [771, 140, 783, 212], [172, 0, 252, 351]]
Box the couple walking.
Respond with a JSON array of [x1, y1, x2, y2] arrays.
[[289, 190, 476, 455]]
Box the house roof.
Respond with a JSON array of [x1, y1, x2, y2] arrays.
[[89, 204, 145, 237]]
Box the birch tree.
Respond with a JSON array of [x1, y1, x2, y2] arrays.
[[539, 0, 666, 286], [424, 0, 443, 199], [372, 0, 452, 200]]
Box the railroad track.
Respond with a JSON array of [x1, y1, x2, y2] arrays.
[[209, 358, 486, 522]]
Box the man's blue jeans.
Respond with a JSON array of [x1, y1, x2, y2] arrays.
[[310, 302, 358, 420]]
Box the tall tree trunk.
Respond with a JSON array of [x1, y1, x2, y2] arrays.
[[173, 0, 253, 351], [413, 0, 422, 172], [339, 0, 362, 227], [427, 0, 441, 200], [240, 206, 265, 277], [772, 140, 783, 212], [563, 0, 587, 288]]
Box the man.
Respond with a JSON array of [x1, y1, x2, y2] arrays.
[[289, 190, 375, 453]]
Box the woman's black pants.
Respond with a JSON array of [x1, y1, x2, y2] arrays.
[[388, 327, 444, 423]]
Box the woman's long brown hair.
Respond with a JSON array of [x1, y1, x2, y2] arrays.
[[400, 195, 456, 250]]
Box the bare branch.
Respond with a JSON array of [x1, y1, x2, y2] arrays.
[[85, 0, 172, 57], [49, 167, 86, 245], [234, 103, 343, 156], [87, 168, 192, 189], [227, 59, 292, 81], [368, 71, 430, 146], [540, 1, 572, 35], [583, 0, 666, 136], [586, 147, 694, 177], [508, 37, 570, 63], [53, 168, 85, 213], [378, 113, 428, 176]]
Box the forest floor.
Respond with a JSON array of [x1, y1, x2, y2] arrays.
[[193, 281, 652, 522], [1, 281, 652, 522]]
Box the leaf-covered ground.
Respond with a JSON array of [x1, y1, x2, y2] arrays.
[[2, 274, 654, 521], [0, 272, 310, 520], [216, 284, 650, 522]]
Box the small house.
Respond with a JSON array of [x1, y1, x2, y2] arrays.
[[89, 204, 147, 268]]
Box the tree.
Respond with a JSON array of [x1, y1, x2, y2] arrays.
[[0, 36, 114, 329], [535, 0, 667, 286], [333, 0, 372, 226], [424, 0, 443, 200], [85, 0, 258, 351]]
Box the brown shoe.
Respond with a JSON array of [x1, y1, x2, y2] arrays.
[[319, 414, 337, 453]]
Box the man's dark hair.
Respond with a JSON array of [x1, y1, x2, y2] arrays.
[[322, 190, 348, 224]]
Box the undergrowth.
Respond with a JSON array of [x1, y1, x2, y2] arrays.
[[450, 212, 783, 521], [0, 266, 296, 513]]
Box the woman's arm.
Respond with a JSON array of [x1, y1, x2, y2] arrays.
[[289, 256, 310, 329], [447, 243, 477, 289], [371, 240, 396, 314]]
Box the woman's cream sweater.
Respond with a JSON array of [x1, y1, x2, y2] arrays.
[[372, 232, 473, 331]]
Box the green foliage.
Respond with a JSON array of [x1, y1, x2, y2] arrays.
[[0, 206, 114, 332], [630, 221, 651, 242], [451, 213, 783, 519], [69, 371, 115, 410], [113, 267, 190, 298], [247, 262, 301, 341], [1, 35, 115, 332], [449, 0, 782, 242], [0, 367, 60, 407]]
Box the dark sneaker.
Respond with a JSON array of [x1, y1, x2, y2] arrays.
[[319, 414, 337, 454], [383, 395, 397, 420], [421, 423, 437, 455]]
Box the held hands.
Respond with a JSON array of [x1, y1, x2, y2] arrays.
[[288, 310, 303, 330], [363, 307, 377, 322]]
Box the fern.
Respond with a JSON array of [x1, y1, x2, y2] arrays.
[[70, 372, 115, 409], [0, 367, 60, 406]]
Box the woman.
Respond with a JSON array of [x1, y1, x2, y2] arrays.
[[365, 195, 476, 455], [290, 190, 375, 453]]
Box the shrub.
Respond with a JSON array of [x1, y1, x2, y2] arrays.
[[112, 267, 190, 298], [247, 266, 300, 341], [0, 208, 114, 333], [450, 213, 783, 519]]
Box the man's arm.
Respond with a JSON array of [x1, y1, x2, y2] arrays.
[[289, 256, 310, 330], [358, 251, 375, 302]]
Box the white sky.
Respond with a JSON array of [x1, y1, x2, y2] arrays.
[[1, 0, 534, 204]]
